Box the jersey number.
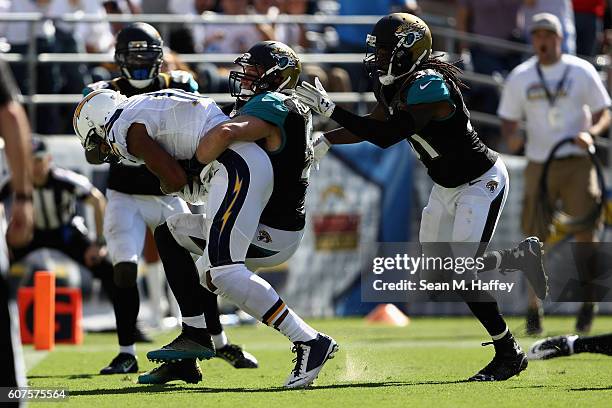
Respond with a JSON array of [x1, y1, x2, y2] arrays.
[[408, 134, 440, 160]]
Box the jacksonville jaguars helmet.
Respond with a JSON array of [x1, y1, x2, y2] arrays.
[[364, 13, 432, 86], [73, 89, 127, 164], [115, 22, 164, 86], [229, 41, 302, 99]]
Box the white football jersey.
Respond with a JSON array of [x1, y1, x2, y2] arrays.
[[105, 89, 229, 164]]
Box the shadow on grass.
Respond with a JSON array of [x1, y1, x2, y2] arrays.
[[69, 380, 468, 397], [28, 374, 98, 380], [569, 386, 612, 392]]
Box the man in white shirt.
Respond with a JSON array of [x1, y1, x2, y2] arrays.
[[498, 13, 611, 335]]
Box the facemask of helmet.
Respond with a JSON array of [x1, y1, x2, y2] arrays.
[[115, 22, 164, 86], [73, 90, 127, 164]]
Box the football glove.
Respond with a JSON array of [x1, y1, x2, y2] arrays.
[[294, 77, 335, 118], [175, 178, 208, 205]]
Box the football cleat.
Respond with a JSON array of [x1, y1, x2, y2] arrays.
[[147, 324, 215, 363], [469, 334, 528, 381], [138, 359, 202, 384], [284, 333, 339, 389], [528, 335, 578, 360], [501, 237, 548, 300], [575, 303, 597, 334], [216, 344, 259, 369], [100, 352, 138, 375]]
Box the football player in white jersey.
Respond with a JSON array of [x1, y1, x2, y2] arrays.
[[73, 86, 338, 388]]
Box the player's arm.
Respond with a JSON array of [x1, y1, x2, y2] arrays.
[[126, 123, 187, 193], [324, 104, 387, 145], [83, 187, 107, 244], [195, 115, 280, 164], [325, 101, 445, 148], [0, 60, 34, 247]]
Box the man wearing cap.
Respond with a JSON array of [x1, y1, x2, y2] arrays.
[[498, 12, 611, 334]]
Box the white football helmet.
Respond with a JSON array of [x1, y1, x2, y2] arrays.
[[73, 89, 127, 164]]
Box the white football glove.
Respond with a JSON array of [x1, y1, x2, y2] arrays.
[[176, 178, 208, 205], [313, 132, 331, 162], [294, 77, 335, 118]]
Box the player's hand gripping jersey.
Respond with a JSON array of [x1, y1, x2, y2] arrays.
[[105, 89, 228, 164]]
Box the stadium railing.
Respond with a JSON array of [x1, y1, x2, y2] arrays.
[[0, 12, 610, 156]]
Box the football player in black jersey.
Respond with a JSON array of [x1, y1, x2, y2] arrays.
[[137, 41, 337, 388], [295, 13, 548, 381], [82, 22, 216, 375]]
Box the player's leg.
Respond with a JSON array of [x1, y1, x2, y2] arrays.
[[449, 159, 527, 381], [98, 190, 148, 374], [529, 332, 612, 360], [202, 145, 336, 388], [141, 195, 193, 327]]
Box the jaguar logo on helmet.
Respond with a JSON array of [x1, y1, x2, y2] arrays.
[[270, 48, 298, 70], [395, 23, 425, 48]]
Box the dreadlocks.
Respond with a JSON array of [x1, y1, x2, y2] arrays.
[[410, 54, 467, 89]]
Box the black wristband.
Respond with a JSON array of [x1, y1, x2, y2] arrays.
[[14, 192, 33, 202]]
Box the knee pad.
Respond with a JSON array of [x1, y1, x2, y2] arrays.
[[113, 261, 138, 288], [207, 264, 272, 304], [165, 214, 207, 256]]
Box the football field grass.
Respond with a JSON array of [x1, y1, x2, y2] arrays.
[[25, 316, 612, 407]]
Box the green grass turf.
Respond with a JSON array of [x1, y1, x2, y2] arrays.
[[23, 316, 612, 407]]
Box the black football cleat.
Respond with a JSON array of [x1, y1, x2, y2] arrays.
[[469, 333, 528, 381], [500, 237, 548, 300], [284, 333, 338, 388], [100, 352, 138, 375], [216, 344, 258, 368], [138, 359, 202, 384], [147, 324, 215, 363], [528, 335, 578, 360]]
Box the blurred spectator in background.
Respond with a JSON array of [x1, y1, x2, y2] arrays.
[[522, 0, 576, 54], [3, 0, 59, 134], [498, 13, 610, 335], [456, 0, 523, 77], [332, 0, 419, 93], [103, 0, 143, 35], [201, 0, 272, 53], [572, 0, 605, 56], [456, 0, 523, 148], [48, 0, 114, 133]]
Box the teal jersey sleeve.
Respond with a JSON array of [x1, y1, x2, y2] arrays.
[[406, 75, 451, 105], [238, 92, 289, 128]]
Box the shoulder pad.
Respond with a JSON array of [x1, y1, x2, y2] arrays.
[[167, 70, 199, 93], [84, 80, 111, 95]]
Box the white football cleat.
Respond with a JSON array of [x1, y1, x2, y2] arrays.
[[284, 333, 338, 389]]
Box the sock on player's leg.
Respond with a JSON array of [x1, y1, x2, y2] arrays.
[[212, 332, 228, 349], [120, 344, 136, 356], [574, 333, 612, 355], [182, 314, 207, 329], [206, 264, 317, 343]]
